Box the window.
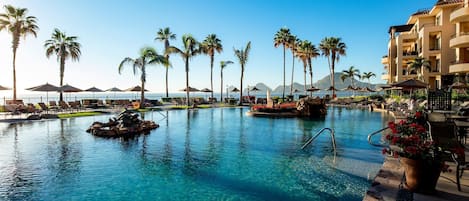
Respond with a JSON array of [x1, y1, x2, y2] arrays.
[[435, 59, 440, 72], [436, 15, 441, 26]]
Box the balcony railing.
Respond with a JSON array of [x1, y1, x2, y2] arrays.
[[451, 60, 469, 65], [451, 32, 469, 39], [429, 46, 441, 51], [402, 51, 418, 56]]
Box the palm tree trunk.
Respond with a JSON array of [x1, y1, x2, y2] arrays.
[[239, 65, 244, 106], [282, 45, 286, 101], [165, 64, 169, 98], [303, 64, 307, 96], [351, 78, 355, 97], [210, 54, 214, 99], [309, 60, 313, 97], [140, 80, 145, 109], [290, 52, 295, 96], [220, 70, 223, 103], [331, 53, 336, 98], [12, 47, 17, 101], [59, 56, 65, 102], [185, 58, 190, 106]]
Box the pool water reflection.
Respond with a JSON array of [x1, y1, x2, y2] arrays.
[[0, 107, 391, 201]]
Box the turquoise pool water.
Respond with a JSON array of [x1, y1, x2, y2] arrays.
[[0, 107, 390, 201]]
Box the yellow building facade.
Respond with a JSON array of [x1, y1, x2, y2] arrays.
[[383, 0, 468, 89]]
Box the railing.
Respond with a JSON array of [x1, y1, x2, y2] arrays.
[[301, 127, 336, 152], [367, 127, 390, 147], [451, 32, 469, 39]]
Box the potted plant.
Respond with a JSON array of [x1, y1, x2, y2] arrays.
[[381, 111, 446, 194]]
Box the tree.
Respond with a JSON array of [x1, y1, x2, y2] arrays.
[[234, 41, 251, 106], [0, 5, 38, 101], [274, 27, 292, 101], [220, 60, 234, 102], [319, 37, 346, 98], [118, 47, 168, 109], [296, 40, 319, 96], [201, 34, 223, 99], [289, 35, 299, 96], [167, 34, 200, 106], [407, 56, 430, 81], [341, 66, 361, 96], [44, 28, 81, 102], [155, 27, 176, 98], [361, 72, 376, 87]]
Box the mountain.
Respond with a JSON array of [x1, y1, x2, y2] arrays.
[[262, 73, 378, 93]]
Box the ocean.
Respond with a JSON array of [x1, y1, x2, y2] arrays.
[[0, 91, 379, 104]]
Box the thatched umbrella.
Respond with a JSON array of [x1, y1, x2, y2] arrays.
[[26, 83, 60, 103], [392, 79, 427, 97], [85, 86, 104, 98], [0, 85, 11, 90], [180, 86, 200, 92], [58, 84, 82, 101]]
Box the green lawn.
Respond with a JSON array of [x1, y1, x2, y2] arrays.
[[57, 111, 103, 118]]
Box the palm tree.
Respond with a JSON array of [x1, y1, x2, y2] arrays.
[[296, 40, 320, 96], [155, 27, 176, 98], [234, 41, 251, 106], [289, 35, 299, 96], [44, 28, 81, 102], [0, 5, 38, 101], [220, 60, 234, 102], [307, 44, 320, 96], [341, 66, 361, 96], [201, 34, 223, 99], [118, 47, 168, 109], [274, 27, 292, 100], [296, 40, 308, 94], [361, 72, 376, 87], [407, 56, 430, 81], [319, 37, 346, 98], [167, 34, 200, 106]]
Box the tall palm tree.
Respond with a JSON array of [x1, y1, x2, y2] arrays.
[[167, 34, 200, 106], [296, 40, 308, 94], [297, 40, 320, 96], [361, 72, 376, 87], [274, 27, 292, 100], [234, 41, 251, 106], [220, 60, 234, 102], [319, 37, 346, 98], [44, 28, 81, 102], [289, 35, 299, 96], [0, 5, 38, 101], [407, 56, 430, 81], [307, 44, 320, 96], [341, 66, 361, 96], [155, 27, 176, 98], [118, 47, 168, 109], [201, 34, 223, 99]]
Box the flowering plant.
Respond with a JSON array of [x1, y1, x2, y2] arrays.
[[382, 111, 436, 160]]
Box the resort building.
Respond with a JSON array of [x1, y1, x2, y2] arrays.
[[382, 0, 468, 89]]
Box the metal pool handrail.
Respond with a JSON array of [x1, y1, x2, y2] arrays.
[[367, 127, 390, 147], [301, 127, 336, 152]]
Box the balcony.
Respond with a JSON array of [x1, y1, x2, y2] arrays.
[[449, 60, 469, 73], [450, 32, 469, 48], [450, 6, 469, 23], [381, 56, 388, 64]]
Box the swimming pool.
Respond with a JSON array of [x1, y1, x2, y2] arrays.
[[0, 107, 391, 201]]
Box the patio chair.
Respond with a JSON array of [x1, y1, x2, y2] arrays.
[[427, 121, 467, 191]]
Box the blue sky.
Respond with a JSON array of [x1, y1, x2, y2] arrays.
[[0, 0, 437, 95]]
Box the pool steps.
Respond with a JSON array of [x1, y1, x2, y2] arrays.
[[301, 127, 336, 152]]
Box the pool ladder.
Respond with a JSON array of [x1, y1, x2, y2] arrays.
[[367, 127, 390, 147], [301, 127, 336, 152]]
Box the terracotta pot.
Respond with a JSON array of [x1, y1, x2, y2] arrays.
[[400, 157, 442, 194]]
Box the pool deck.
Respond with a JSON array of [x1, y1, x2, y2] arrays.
[[363, 108, 469, 201]]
